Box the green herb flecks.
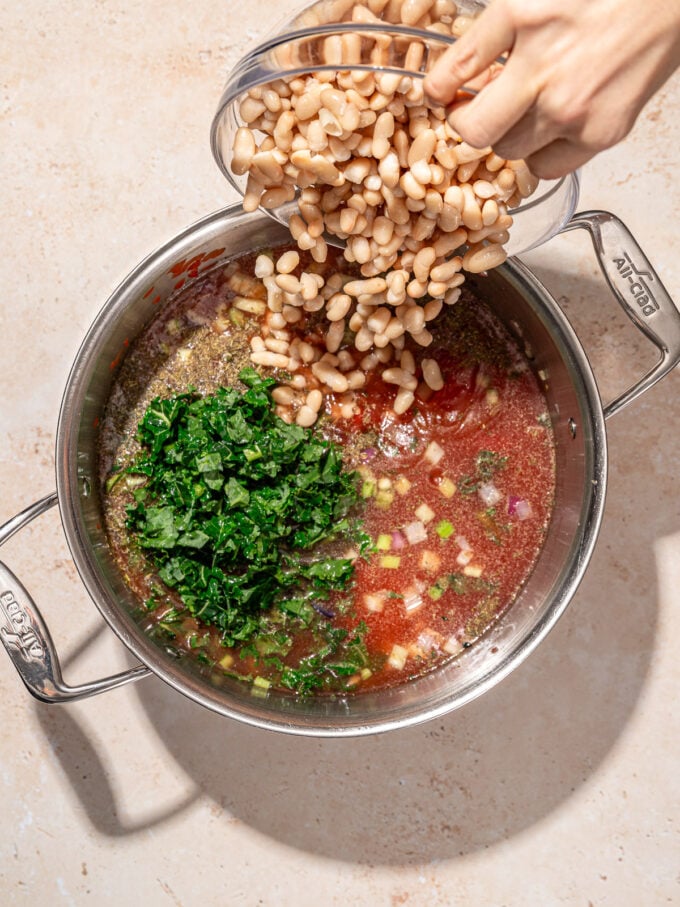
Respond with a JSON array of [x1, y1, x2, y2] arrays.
[[279, 621, 371, 695], [458, 449, 508, 495], [124, 368, 369, 657]]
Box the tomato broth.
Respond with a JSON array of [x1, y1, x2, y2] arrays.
[[99, 243, 555, 696]]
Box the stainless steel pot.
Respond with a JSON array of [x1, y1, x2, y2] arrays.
[[1, 205, 678, 736]]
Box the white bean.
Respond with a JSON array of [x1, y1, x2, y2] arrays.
[[306, 389, 324, 411], [233, 296, 267, 315], [250, 350, 290, 368], [239, 97, 266, 124], [276, 250, 300, 274], [275, 273, 301, 294], [232, 127, 256, 175], [408, 127, 437, 167], [261, 185, 295, 209], [473, 179, 496, 200], [354, 325, 375, 351], [410, 159, 432, 185], [326, 319, 346, 353], [411, 328, 433, 346], [282, 304, 303, 323], [401, 305, 425, 334], [424, 299, 443, 321], [421, 358, 444, 391], [296, 405, 318, 427], [264, 337, 290, 355], [254, 254, 274, 278], [312, 360, 350, 392], [461, 183, 483, 231], [327, 293, 352, 321], [372, 111, 395, 159], [400, 171, 427, 200], [366, 307, 392, 333], [344, 276, 387, 296], [382, 367, 418, 391], [393, 387, 415, 415], [429, 258, 462, 282], [509, 160, 540, 197], [463, 243, 507, 273], [413, 246, 436, 281], [272, 386, 298, 405]]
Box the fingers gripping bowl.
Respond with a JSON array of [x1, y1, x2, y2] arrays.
[[2, 205, 678, 736]]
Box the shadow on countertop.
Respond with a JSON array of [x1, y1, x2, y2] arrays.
[[33, 260, 680, 865]]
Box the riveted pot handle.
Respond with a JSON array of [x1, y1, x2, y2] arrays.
[[0, 493, 150, 703], [560, 209, 680, 419]]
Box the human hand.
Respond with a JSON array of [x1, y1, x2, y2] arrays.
[[423, 0, 680, 178]]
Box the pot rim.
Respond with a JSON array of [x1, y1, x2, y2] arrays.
[[53, 204, 607, 736]]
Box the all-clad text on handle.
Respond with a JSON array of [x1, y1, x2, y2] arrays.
[[561, 210, 680, 419]]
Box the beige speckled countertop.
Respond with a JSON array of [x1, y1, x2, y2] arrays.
[[1, 2, 679, 904]]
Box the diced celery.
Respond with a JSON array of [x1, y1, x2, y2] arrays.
[[105, 472, 123, 493], [439, 477, 456, 498], [380, 555, 401, 569], [463, 564, 483, 578], [436, 519, 454, 539], [253, 676, 271, 690], [376, 533, 392, 551], [375, 488, 395, 509], [428, 585, 444, 600], [229, 307, 246, 327], [362, 479, 376, 498]]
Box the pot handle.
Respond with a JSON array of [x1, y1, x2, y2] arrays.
[[560, 209, 680, 419], [0, 493, 150, 703]]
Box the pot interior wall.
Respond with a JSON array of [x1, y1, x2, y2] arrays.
[[56, 207, 606, 735]]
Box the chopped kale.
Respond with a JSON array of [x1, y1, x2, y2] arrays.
[[124, 369, 369, 690]]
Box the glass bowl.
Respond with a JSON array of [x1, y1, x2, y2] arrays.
[[211, 0, 580, 257]]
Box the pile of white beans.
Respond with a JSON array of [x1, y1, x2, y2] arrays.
[[228, 0, 539, 422], [245, 247, 448, 423]]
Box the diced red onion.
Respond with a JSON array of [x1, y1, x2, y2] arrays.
[[362, 447, 376, 461], [417, 631, 439, 652], [508, 495, 533, 520], [404, 520, 428, 545], [364, 592, 385, 612], [516, 499, 533, 520], [403, 591, 424, 612], [444, 636, 464, 656], [391, 530, 406, 550], [424, 441, 444, 465]]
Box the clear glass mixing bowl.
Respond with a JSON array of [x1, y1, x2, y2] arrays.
[[210, 0, 580, 257]]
